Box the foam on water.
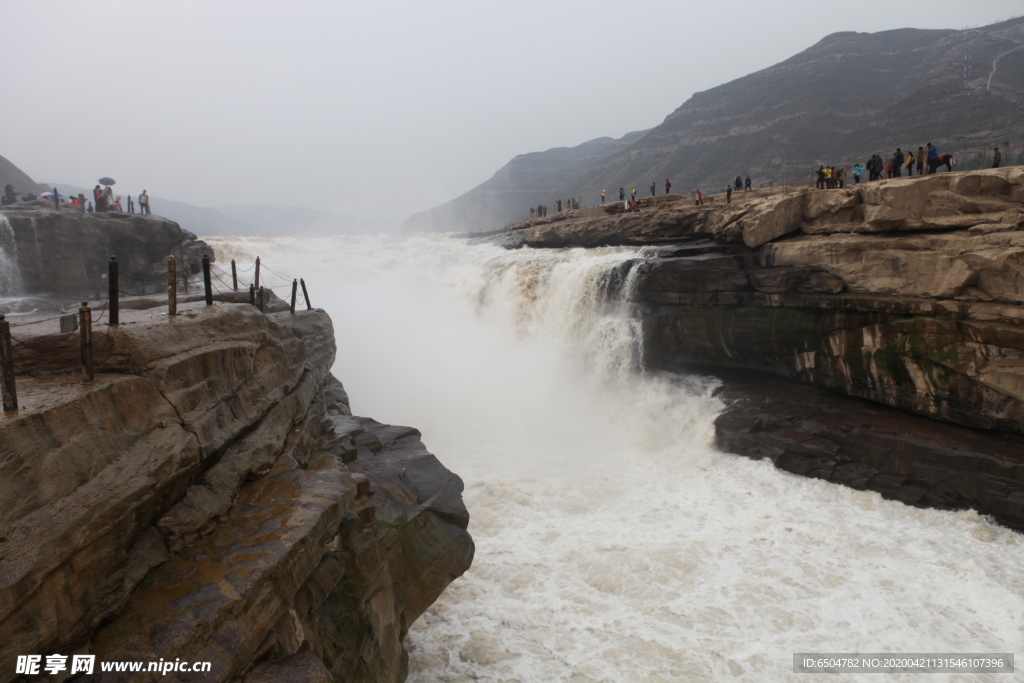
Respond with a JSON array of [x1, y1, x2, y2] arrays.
[[207, 233, 1024, 682]]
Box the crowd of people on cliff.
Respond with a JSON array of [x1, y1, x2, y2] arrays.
[[528, 174, 766, 218], [89, 185, 150, 214], [0, 182, 152, 215], [530, 197, 581, 219], [525, 138, 1011, 219], [823, 143, 963, 187]]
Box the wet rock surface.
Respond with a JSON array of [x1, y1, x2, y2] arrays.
[[0, 301, 473, 683], [713, 373, 1024, 531]]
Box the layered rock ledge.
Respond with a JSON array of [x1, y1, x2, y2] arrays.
[[0, 299, 473, 682], [489, 167, 1024, 528]]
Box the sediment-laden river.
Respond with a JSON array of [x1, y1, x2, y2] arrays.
[[207, 234, 1024, 682]]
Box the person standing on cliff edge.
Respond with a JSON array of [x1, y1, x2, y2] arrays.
[[619, 188, 625, 201], [650, 182, 656, 197], [993, 147, 1002, 168], [139, 190, 151, 215], [601, 190, 605, 203], [665, 179, 671, 194]]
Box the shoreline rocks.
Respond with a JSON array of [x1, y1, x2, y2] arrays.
[[713, 372, 1024, 532]]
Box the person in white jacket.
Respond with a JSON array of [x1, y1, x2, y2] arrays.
[[139, 190, 151, 215]]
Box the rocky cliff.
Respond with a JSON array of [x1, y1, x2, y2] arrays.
[[489, 166, 1024, 528], [0, 299, 473, 682], [0, 203, 211, 299]]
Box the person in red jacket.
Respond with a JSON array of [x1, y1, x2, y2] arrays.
[[665, 179, 671, 194]]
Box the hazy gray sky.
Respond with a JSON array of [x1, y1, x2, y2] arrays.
[[3, 1, 1020, 224]]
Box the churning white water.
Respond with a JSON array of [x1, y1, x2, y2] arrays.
[[0, 215, 23, 298], [207, 234, 1024, 682]]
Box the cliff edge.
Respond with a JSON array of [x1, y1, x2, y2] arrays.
[[0, 203, 212, 298], [0, 299, 473, 682], [489, 167, 1024, 529]]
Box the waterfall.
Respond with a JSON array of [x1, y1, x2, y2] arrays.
[[206, 233, 1024, 681], [0, 215, 24, 297]]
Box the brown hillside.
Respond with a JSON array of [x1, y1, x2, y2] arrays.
[[557, 21, 1024, 204], [0, 153, 48, 197]]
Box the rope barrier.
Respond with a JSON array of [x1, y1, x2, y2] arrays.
[[120, 272, 168, 283], [2, 257, 310, 383], [260, 263, 299, 283], [92, 291, 110, 326], [10, 331, 78, 352], [211, 271, 235, 291], [9, 314, 69, 328]]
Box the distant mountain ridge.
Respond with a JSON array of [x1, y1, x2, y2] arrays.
[[400, 130, 649, 233], [559, 19, 1024, 202], [0, 153, 49, 196], [405, 17, 1024, 233]]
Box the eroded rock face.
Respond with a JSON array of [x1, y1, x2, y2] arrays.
[[0, 301, 472, 683], [0, 204, 212, 297], [714, 374, 1024, 531]]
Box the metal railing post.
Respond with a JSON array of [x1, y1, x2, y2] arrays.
[[108, 256, 119, 326], [168, 256, 177, 316], [249, 283, 255, 306], [182, 261, 189, 295], [290, 279, 297, 314], [79, 302, 93, 383], [202, 254, 213, 306], [300, 278, 312, 310], [0, 314, 17, 411], [254, 256, 261, 290], [231, 259, 238, 291]]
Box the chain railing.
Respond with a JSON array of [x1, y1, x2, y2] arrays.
[[0, 254, 314, 413]]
